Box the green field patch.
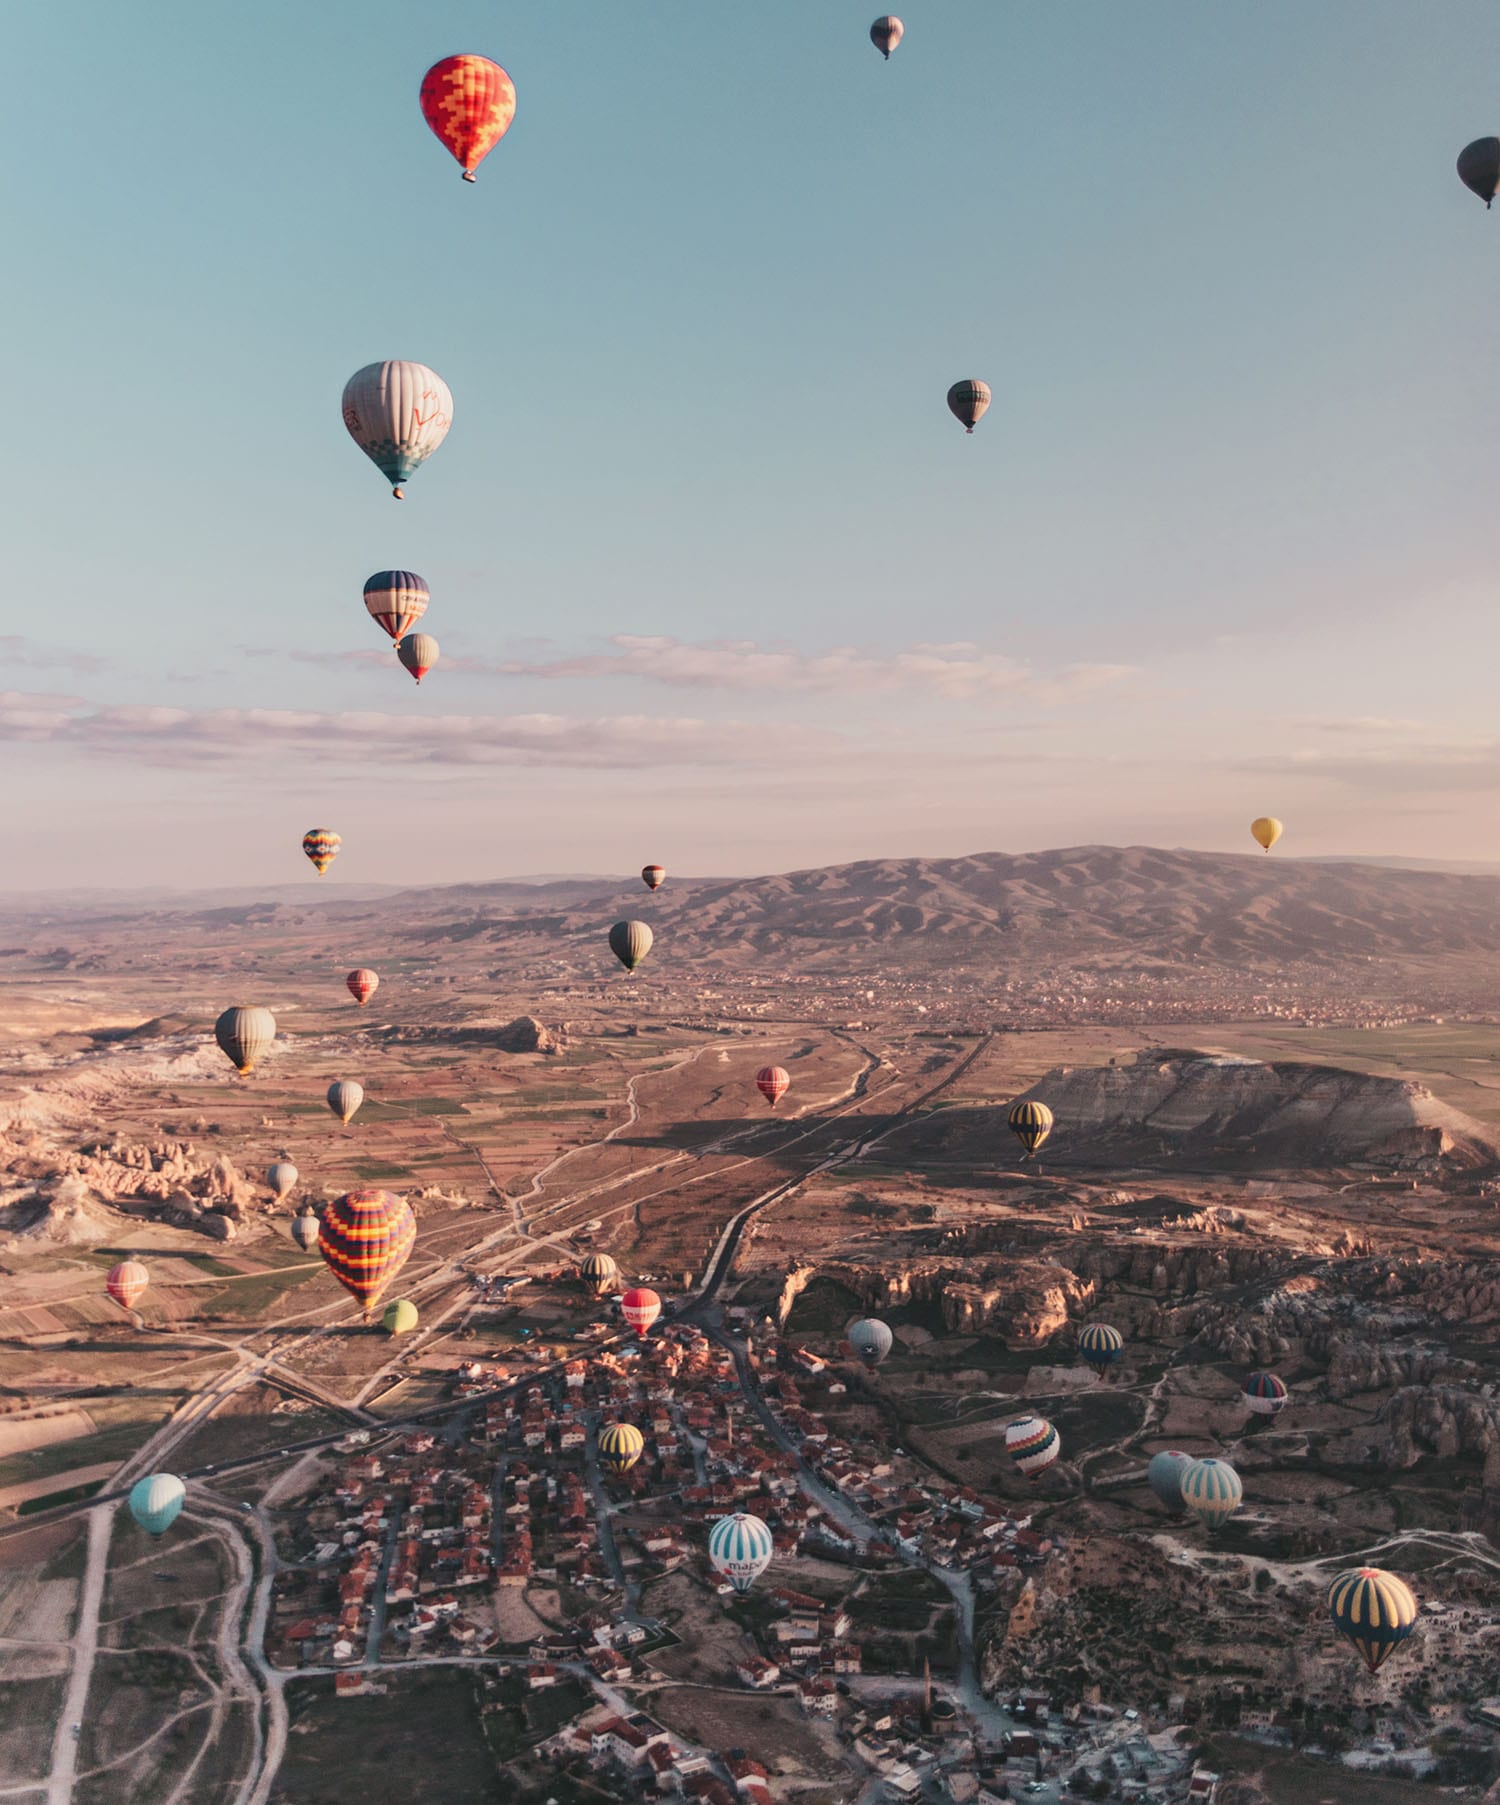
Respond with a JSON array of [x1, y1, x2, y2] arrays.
[[372, 1096, 471, 1116], [351, 1162, 415, 1181], [0, 1674, 66, 1786]]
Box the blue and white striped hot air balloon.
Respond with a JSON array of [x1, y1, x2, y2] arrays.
[[1180, 1456, 1242, 1530], [341, 362, 453, 499], [708, 1512, 774, 1594]]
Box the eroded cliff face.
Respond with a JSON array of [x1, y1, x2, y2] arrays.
[[813, 1257, 1094, 1346]]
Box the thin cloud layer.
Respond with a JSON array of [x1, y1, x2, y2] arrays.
[[0, 636, 111, 674]]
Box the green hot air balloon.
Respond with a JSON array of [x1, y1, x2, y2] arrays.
[[129, 1473, 186, 1538], [214, 1006, 276, 1076], [609, 920, 653, 974], [382, 1299, 419, 1335]]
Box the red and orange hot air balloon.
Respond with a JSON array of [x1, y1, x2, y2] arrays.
[[641, 864, 666, 891], [420, 55, 517, 183], [346, 969, 379, 1006], [756, 1066, 790, 1108], [317, 1189, 417, 1316], [621, 1287, 661, 1335], [106, 1260, 149, 1312]]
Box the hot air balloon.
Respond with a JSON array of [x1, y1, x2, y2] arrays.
[[1005, 1416, 1060, 1480], [1458, 137, 1500, 208], [708, 1511, 775, 1593], [1250, 816, 1282, 852], [1243, 1371, 1289, 1416], [1008, 1099, 1053, 1158], [291, 1211, 321, 1252], [609, 920, 653, 974], [318, 1188, 417, 1314], [1146, 1450, 1193, 1513], [342, 362, 453, 500], [1180, 1456, 1242, 1530], [580, 1253, 620, 1298], [382, 1299, 419, 1335], [106, 1260, 149, 1312], [870, 15, 903, 57], [267, 1161, 298, 1202], [848, 1318, 893, 1367], [947, 379, 991, 434], [1328, 1568, 1418, 1674], [1077, 1322, 1124, 1377], [129, 1473, 186, 1538], [756, 1066, 790, 1108], [215, 1006, 276, 1075], [621, 1287, 661, 1335], [346, 969, 379, 1006], [363, 570, 430, 643], [641, 864, 666, 891], [420, 55, 517, 182], [397, 632, 439, 683], [599, 1422, 645, 1474], [327, 1081, 364, 1125], [302, 829, 341, 875]]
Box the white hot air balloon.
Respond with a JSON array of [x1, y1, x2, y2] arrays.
[[267, 1161, 298, 1202], [341, 362, 453, 499]]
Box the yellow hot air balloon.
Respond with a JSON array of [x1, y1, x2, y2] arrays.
[[1250, 817, 1283, 853]]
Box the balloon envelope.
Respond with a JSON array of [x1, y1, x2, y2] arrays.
[[346, 969, 378, 1006], [580, 1253, 620, 1297], [291, 1211, 321, 1252], [318, 1188, 416, 1311], [302, 829, 341, 875], [1243, 1371, 1288, 1416], [267, 1161, 298, 1202], [1146, 1450, 1193, 1513], [1005, 1415, 1060, 1479], [848, 1318, 893, 1367], [947, 379, 991, 433], [382, 1299, 419, 1335], [327, 1081, 364, 1125], [870, 15, 904, 57], [215, 1006, 276, 1075], [398, 632, 439, 682], [1250, 816, 1282, 852], [621, 1287, 661, 1334], [420, 55, 517, 180], [1078, 1322, 1124, 1373], [708, 1511, 774, 1593], [641, 864, 666, 891], [363, 571, 429, 642], [1180, 1457, 1242, 1528], [129, 1473, 186, 1538], [107, 1260, 149, 1311], [342, 362, 453, 498], [1328, 1568, 1418, 1674], [1008, 1099, 1053, 1156], [756, 1066, 790, 1107], [1458, 137, 1500, 207], [609, 920, 653, 973], [599, 1422, 645, 1473]]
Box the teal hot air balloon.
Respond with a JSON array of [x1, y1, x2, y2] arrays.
[[1180, 1457, 1242, 1530], [1146, 1450, 1193, 1513], [129, 1473, 186, 1538], [341, 362, 453, 499], [708, 1511, 775, 1593]]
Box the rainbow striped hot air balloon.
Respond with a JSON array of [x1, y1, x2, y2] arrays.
[[708, 1511, 775, 1593], [129, 1473, 186, 1538], [1005, 1416, 1060, 1480], [599, 1422, 645, 1474], [363, 570, 429, 643], [1243, 1371, 1289, 1416], [1180, 1457, 1242, 1530], [1008, 1099, 1053, 1157], [1328, 1568, 1419, 1674], [302, 829, 341, 875], [621, 1287, 661, 1335], [1078, 1322, 1124, 1377], [106, 1260, 149, 1312], [318, 1188, 416, 1315], [420, 55, 517, 182], [342, 363, 453, 500], [756, 1066, 790, 1108]]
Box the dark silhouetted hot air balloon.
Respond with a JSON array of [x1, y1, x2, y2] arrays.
[[346, 969, 378, 1006], [420, 55, 517, 182], [709, 1512, 774, 1592], [383, 1299, 419, 1335], [580, 1253, 620, 1297], [1328, 1568, 1418, 1674], [107, 1260, 149, 1312], [318, 1188, 416, 1314], [342, 362, 452, 499], [848, 1318, 893, 1367], [621, 1287, 661, 1334], [1243, 1371, 1289, 1416], [1008, 1099, 1053, 1157], [1078, 1322, 1124, 1377], [609, 920, 653, 973], [599, 1422, 644, 1473], [1005, 1416, 1060, 1480], [398, 633, 439, 682], [1250, 816, 1282, 852], [1458, 137, 1500, 208], [327, 1081, 364, 1125], [363, 571, 429, 643], [947, 379, 991, 434], [756, 1066, 790, 1107], [267, 1161, 298, 1202], [870, 16, 903, 58], [302, 829, 341, 875], [642, 864, 666, 891], [291, 1211, 321, 1252], [1146, 1450, 1193, 1513], [215, 1006, 276, 1075], [1180, 1457, 1242, 1530], [129, 1474, 185, 1538]]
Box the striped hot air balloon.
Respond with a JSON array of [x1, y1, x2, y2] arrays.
[[342, 362, 453, 499], [318, 1188, 416, 1314], [1008, 1099, 1053, 1157], [1146, 1450, 1194, 1513], [302, 829, 341, 875], [621, 1287, 661, 1335], [609, 920, 653, 974], [1077, 1322, 1124, 1377], [363, 571, 429, 642], [947, 379, 991, 434], [420, 55, 517, 182], [291, 1211, 321, 1252], [1005, 1416, 1060, 1480], [215, 1006, 276, 1075], [327, 1081, 364, 1125], [266, 1161, 298, 1202], [346, 969, 379, 1006], [641, 864, 666, 891], [129, 1474, 186, 1538], [598, 1422, 645, 1474], [106, 1260, 149, 1312], [756, 1066, 790, 1107], [1243, 1371, 1289, 1416], [580, 1253, 620, 1298], [869, 15, 903, 57], [708, 1511, 775, 1593], [1328, 1568, 1419, 1674], [1180, 1457, 1242, 1530], [397, 632, 439, 683]]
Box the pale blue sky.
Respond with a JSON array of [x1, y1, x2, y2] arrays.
[[5, 1, 1500, 886]]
